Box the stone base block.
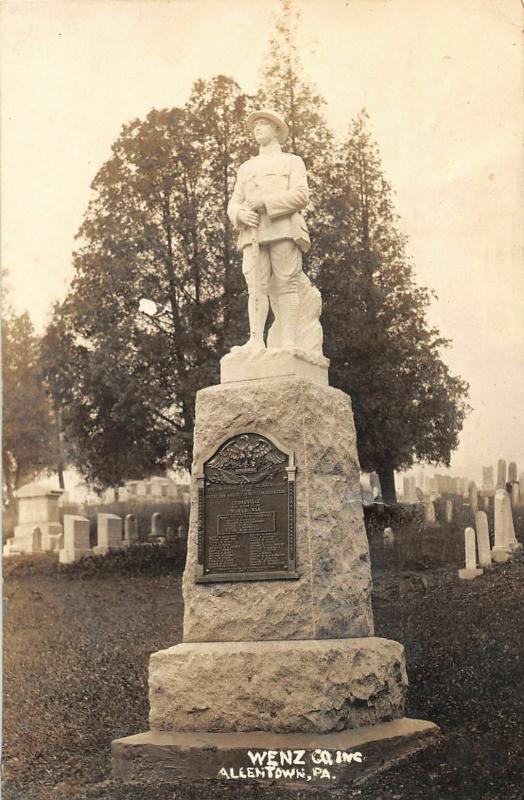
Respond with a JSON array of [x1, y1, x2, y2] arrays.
[[220, 347, 329, 386], [93, 545, 126, 556], [3, 539, 22, 558], [458, 567, 483, 580], [491, 546, 510, 563], [112, 718, 439, 789], [149, 638, 407, 734], [59, 547, 93, 564], [184, 378, 373, 643], [12, 522, 63, 553]]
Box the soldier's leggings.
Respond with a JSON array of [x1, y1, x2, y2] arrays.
[[242, 239, 302, 294]]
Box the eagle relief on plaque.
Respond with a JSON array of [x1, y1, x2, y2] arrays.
[[195, 432, 297, 583]]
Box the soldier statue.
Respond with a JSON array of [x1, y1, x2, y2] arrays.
[[227, 110, 312, 353]]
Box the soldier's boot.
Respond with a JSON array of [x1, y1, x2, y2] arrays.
[[278, 290, 299, 350]]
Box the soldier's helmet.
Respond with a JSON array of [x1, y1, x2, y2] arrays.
[[246, 109, 289, 144]]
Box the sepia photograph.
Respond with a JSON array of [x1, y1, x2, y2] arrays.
[[2, 1, 523, 798]]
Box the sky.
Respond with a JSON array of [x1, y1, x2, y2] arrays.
[[2, 0, 523, 481]]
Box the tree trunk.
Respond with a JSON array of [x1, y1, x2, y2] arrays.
[[55, 405, 66, 490], [378, 467, 397, 505]]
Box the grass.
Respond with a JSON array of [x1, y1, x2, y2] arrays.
[[3, 513, 524, 800]]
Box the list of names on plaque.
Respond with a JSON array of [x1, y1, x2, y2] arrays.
[[196, 433, 297, 582]]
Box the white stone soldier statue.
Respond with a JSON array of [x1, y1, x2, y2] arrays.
[[227, 109, 314, 353]]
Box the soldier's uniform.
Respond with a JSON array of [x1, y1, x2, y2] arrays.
[[228, 141, 310, 296], [227, 112, 311, 351]]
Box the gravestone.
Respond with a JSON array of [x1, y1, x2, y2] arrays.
[[424, 498, 436, 525], [124, 514, 139, 545], [492, 489, 510, 562], [402, 477, 410, 499], [468, 481, 478, 514], [112, 107, 438, 792], [370, 472, 381, 500], [11, 483, 63, 553], [177, 523, 186, 539], [508, 462, 518, 483], [458, 527, 483, 580], [482, 466, 494, 489], [496, 459, 507, 489], [93, 513, 123, 555], [151, 512, 164, 538], [383, 527, 395, 547], [475, 511, 492, 569], [483, 495, 490, 511], [59, 516, 92, 564], [3, 537, 22, 557], [503, 492, 520, 552], [445, 499, 453, 523], [511, 482, 520, 508]]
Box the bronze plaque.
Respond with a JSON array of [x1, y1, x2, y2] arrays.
[[195, 432, 297, 583]]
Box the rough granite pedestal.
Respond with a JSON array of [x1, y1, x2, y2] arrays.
[[112, 377, 438, 791]]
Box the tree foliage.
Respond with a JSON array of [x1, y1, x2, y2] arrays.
[[318, 112, 470, 499], [2, 304, 57, 504], [42, 1, 469, 497], [43, 77, 255, 487]]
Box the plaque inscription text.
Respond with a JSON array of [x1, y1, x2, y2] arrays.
[[196, 433, 297, 583]]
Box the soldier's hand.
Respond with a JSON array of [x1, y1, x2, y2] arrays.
[[238, 207, 259, 227], [249, 196, 266, 211]]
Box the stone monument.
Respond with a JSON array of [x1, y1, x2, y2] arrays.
[[93, 513, 123, 555], [59, 515, 92, 564], [458, 527, 483, 580], [112, 110, 438, 791], [9, 483, 63, 554]]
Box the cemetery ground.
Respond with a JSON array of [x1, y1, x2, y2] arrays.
[[4, 508, 524, 800]]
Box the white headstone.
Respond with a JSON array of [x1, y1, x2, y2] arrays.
[[508, 462, 518, 483], [503, 492, 521, 552], [458, 527, 483, 580], [492, 489, 510, 562], [496, 459, 507, 489], [445, 499, 453, 523], [124, 514, 139, 545], [475, 511, 492, 569], [151, 512, 163, 537], [382, 527, 395, 547], [3, 537, 22, 558], [468, 481, 478, 514], [93, 513, 123, 555], [424, 498, 436, 525], [59, 516, 92, 564], [511, 482, 520, 508]]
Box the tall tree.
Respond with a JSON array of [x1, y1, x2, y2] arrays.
[[318, 112, 470, 501], [2, 307, 57, 504], [44, 76, 253, 487], [256, 0, 335, 262]]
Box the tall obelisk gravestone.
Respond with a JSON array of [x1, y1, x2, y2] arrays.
[[112, 109, 438, 791]]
